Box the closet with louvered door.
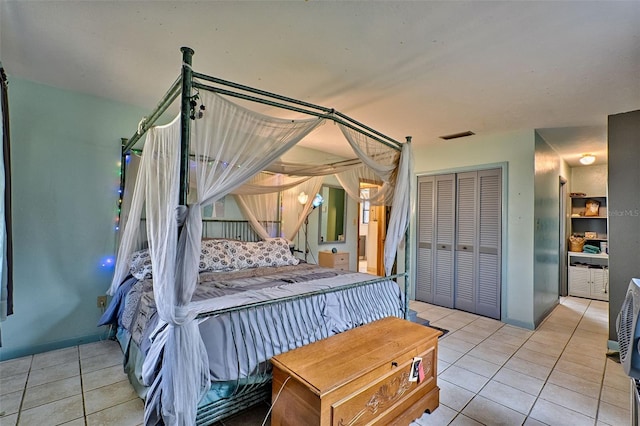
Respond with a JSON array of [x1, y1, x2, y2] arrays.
[[415, 169, 502, 319], [415, 174, 455, 308], [415, 177, 435, 303], [476, 169, 502, 319], [454, 172, 477, 314]]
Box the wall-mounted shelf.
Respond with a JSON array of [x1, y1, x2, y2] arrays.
[[568, 251, 608, 260], [570, 195, 608, 243]]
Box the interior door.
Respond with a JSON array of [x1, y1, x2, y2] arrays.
[[433, 174, 455, 308], [455, 171, 477, 313], [415, 176, 435, 302], [476, 168, 502, 319]]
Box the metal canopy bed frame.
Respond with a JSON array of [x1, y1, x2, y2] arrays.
[[114, 47, 412, 425]]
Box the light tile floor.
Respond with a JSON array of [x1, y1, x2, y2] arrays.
[[411, 296, 630, 426], [0, 297, 631, 425]]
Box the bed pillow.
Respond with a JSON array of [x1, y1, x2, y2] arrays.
[[264, 238, 300, 267], [200, 239, 234, 272], [225, 238, 299, 269], [129, 249, 153, 280]]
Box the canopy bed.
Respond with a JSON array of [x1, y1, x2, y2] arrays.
[[104, 47, 413, 426]]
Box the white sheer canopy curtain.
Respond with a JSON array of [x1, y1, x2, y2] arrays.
[[131, 90, 324, 426], [337, 124, 412, 276], [234, 172, 323, 241]]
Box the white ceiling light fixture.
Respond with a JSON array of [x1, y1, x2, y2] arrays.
[[579, 154, 596, 165]]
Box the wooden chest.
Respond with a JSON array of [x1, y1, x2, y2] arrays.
[[318, 251, 350, 271], [270, 316, 440, 426]]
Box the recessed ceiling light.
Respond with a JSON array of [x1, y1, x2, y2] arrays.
[[579, 154, 596, 165], [439, 131, 475, 140]]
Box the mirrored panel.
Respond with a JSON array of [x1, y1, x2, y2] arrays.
[[318, 185, 347, 244]]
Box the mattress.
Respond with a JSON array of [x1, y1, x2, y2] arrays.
[[101, 263, 403, 382]]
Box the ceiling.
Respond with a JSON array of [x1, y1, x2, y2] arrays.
[[2, 1, 639, 167]]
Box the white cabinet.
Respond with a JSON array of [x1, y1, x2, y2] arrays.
[[568, 252, 609, 301]]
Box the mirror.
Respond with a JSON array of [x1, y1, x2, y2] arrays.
[[318, 185, 347, 244]]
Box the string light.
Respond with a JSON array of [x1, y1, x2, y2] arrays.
[[100, 255, 116, 269]]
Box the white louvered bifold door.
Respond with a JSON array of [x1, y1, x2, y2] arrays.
[[476, 168, 502, 319], [433, 174, 455, 308], [415, 176, 435, 302], [455, 172, 478, 313]]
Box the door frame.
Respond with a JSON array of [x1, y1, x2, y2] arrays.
[[559, 176, 568, 296]]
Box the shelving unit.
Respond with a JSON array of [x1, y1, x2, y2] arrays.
[[568, 195, 608, 301], [570, 196, 608, 243], [568, 252, 609, 301]]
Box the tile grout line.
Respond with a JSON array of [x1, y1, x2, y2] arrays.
[[13, 354, 33, 426], [427, 298, 605, 425], [520, 299, 590, 424], [586, 300, 609, 425], [78, 344, 89, 426], [434, 310, 512, 424]]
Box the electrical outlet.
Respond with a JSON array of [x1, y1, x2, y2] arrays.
[[97, 295, 107, 308]]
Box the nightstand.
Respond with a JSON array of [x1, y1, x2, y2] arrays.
[[318, 251, 350, 271]]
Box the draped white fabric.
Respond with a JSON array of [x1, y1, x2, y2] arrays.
[[134, 91, 325, 425], [109, 87, 413, 425], [109, 125, 158, 295], [279, 176, 324, 240], [118, 152, 142, 247], [383, 142, 413, 276], [136, 119, 210, 426], [337, 124, 411, 276], [234, 173, 323, 241], [334, 165, 393, 206], [233, 173, 283, 241]]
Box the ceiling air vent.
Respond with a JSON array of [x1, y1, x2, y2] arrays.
[[439, 131, 475, 140]]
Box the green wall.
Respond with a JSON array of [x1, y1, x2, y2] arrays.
[[0, 79, 149, 360], [413, 129, 537, 329], [533, 132, 562, 325]]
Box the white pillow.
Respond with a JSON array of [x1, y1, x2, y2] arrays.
[[200, 239, 234, 272], [225, 238, 299, 269]]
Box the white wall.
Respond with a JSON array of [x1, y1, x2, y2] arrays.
[[571, 164, 608, 196], [412, 130, 536, 328]]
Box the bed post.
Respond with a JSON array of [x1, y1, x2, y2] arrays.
[[404, 136, 412, 320], [179, 47, 195, 206]]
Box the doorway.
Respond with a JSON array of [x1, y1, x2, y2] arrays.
[[358, 184, 385, 276]]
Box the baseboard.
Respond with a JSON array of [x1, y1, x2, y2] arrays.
[[0, 333, 107, 361], [608, 340, 620, 351]]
